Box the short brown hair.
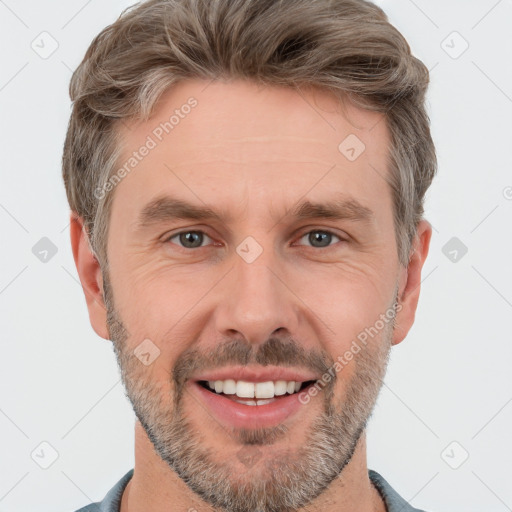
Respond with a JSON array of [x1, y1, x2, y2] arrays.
[[62, 0, 437, 268]]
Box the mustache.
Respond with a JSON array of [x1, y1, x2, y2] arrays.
[[172, 336, 334, 390]]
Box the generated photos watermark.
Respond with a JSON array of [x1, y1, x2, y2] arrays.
[[94, 97, 198, 200], [298, 301, 402, 404]]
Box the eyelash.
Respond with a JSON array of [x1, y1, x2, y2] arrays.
[[163, 228, 346, 251]]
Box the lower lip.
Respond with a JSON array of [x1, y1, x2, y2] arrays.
[[189, 381, 308, 429]]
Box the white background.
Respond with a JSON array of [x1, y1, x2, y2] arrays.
[[0, 0, 511, 511]]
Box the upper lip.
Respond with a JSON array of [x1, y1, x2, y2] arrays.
[[191, 366, 319, 384]]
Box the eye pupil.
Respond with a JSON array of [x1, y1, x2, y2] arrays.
[[180, 231, 203, 248], [309, 231, 331, 247]]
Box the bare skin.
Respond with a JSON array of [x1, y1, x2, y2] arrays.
[[71, 79, 431, 512]]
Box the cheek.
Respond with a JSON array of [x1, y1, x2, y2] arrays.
[[297, 258, 395, 322], [107, 255, 183, 327], [299, 262, 396, 362], [108, 265, 215, 371]]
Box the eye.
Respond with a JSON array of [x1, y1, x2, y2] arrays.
[[296, 229, 343, 248], [166, 230, 213, 249], [163, 228, 344, 251]]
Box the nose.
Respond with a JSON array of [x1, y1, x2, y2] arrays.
[[213, 247, 300, 346]]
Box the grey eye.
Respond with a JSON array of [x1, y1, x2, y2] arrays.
[[299, 230, 341, 248], [169, 231, 212, 249]]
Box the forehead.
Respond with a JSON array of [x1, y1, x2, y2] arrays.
[[111, 79, 392, 223], [120, 78, 388, 156]]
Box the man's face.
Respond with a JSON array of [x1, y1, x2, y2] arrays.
[[103, 79, 403, 511]]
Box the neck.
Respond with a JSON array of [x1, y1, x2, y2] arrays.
[[120, 421, 386, 512]]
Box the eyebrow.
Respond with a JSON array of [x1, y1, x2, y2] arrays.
[[291, 198, 374, 224], [137, 197, 227, 227], [136, 194, 374, 229]]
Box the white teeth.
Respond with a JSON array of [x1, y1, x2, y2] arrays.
[[236, 380, 255, 398], [222, 379, 236, 395], [234, 398, 276, 406], [255, 381, 274, 399], [205, 379, 305, 399], [274, 381, 287, 396], [255, 399, 274, 406], [234, 399, 258, 406]]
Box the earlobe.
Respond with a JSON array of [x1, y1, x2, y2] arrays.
[[392, 220, 432, 346], [69, 213, 110, 340]]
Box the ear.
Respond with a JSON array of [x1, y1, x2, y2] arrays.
[[69, 213, 109, 340], [392, 220, 432, 346]]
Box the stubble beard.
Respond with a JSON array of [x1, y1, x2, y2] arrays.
[[104, 275, 395, 512]]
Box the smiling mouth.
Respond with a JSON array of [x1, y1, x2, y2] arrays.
[[198, 379, 317, 406]]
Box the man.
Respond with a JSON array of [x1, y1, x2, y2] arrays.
[[62, 0, 436, 510]]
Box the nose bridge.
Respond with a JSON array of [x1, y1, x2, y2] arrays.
[[214, 240, 298, 345]]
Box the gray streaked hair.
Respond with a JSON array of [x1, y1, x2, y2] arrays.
[[62, 0, 437, 268]]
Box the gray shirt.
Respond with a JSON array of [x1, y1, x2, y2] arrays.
[[74, 469, 428, 511]]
